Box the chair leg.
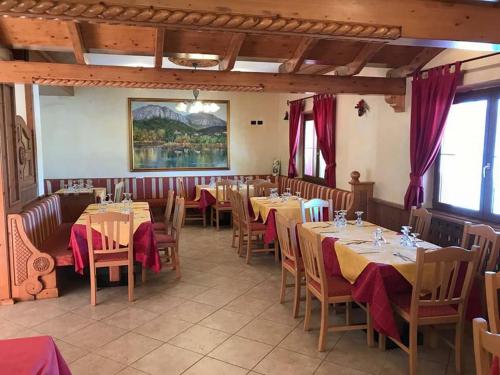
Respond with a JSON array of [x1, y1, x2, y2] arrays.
[[366, 304, 375, 347], [455, 321, 464, 374], [318, 300, 329, 352], [128, 263, 134, 302], [216, 209, 220, 231], [202, 210, 206, 227], [174, 247, 181, 279], [304, 289, 312, 331], [210, 207, 214, 227], [274, 241, 279, 263], [90, 267, 97, 306], [409, 323, 418, 375], [141, 266, 147, 284], [378, 333, 386, 351], [292, 273, 301, 318], [280, 267, 287, 304], [346, 301, 352, 325], [245, 231, 252, 264], [232, 225, 237, 248]]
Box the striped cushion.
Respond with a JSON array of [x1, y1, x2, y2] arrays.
[[278, 176, 353, 211], [21, 195, 63, 248]]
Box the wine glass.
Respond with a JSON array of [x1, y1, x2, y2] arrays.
[[355, 211, 364, 226], [295, 191, 301, 199], [285, 187, 291, 197], [373, 228, 384, 246], [410, 233, 420, 247]]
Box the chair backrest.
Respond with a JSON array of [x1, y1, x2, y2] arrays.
[[411, 246, 479, 320], [409, 206, 432, 241], [163, 190, 175, 229], [233, 190, 251, 226], [485, 271, 500, 333], [300, 198, 333, 223], [215, 180, 232, 204], [114, 181, 124, 203], [176, 177, 187, 199], [171, 197, 185, 243], [254, 181, 278, 197], [297, 225, 328, 296], [246, 179, 265, 199], [462, 222, 500, 275], [473, 318, 500, 375], [227, 187, 239, 220], [85, 211, 133, 263], [276, 212, 300, 266]]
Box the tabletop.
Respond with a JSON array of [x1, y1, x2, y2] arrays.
[[250, 196, 304, 223]]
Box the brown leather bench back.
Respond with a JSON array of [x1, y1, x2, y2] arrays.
[[20, 195, 63, 248]]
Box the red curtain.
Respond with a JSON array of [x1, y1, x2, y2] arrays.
[[404, 62, 462, 209], [313, 94, 336, 187], [288, 100, 304, 177]]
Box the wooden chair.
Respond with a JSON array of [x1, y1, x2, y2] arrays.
[[227, 187, 242, 249], [245, 179, 265, 201], [380, 246, 480, 375], [233, 190, 278, 264], [409, 206, 432, 241], [300, 198, 333, 223], [211, 180, 233, 230], [297, 225, 372, 351], [85, 211, 134, 306], [154, 197, 185, 278], [176, 177, 206, 227], [113, 181, 124, 203], [153, 190, 175, 232], [276, 212, 304, 318], [473, 318, 500, 375], [485, 271, 500, 333], [254, 181, 278, 197]]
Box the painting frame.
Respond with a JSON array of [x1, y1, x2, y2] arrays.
[[128, 97, 230, 171]]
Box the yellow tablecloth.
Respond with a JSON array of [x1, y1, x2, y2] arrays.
[[55, 187, 106, 201], [301, 221, 440, 289], [76, 202, 151, 246], [195, 184, 254, 201], [250, 196, 304, 223]]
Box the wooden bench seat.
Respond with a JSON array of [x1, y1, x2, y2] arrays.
[[7, 195, 74, 301]]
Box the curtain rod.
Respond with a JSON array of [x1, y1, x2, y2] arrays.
[[409, 51, 500, 76], [286, 94, 316, 105]]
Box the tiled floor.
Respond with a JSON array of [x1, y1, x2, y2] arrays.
[[0, 226, 475, 375]]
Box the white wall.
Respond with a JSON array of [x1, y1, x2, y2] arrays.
[[40, 88, 285, 178]]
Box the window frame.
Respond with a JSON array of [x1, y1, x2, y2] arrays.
[[301, 113, 326, 185], [432, 86, 500, 223]]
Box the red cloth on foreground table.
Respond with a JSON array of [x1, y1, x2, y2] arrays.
[[69, 222, 161, 274], [198, 189, 216, 212], [321, 237, 482, 341], [492, 357, 499, 375], [0, 336, 71, 375]]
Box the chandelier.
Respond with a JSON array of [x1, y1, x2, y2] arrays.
[[174, 62, 220, 114]]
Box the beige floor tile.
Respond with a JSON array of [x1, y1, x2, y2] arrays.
[[72, 301, 129, 320], [237, 318, 294, 345], [199, 309, 254, 334], [133, 316, 193, 342], [98, 332, 162, 365], [244, 282, 282, 302], [254, 347, 322, 375], [191, 287, 242, 308], [33, 312, 94, 339], [183, 357, 248, 375], [0, 301, 67, 328], [315, 361, 371, 375], [278, 325, 341, 359], [64, 321, 127, 350], [380, 348, 448, 375], [162, 300, 218, 323], [54, 339, 89, 364], [259, 303, 302, 328], [161, 281, 210, 298], [169, 324, 230, 354], [225, 295, 274, 317], [103, 307, 159, 330], [131, 343, 203, 375], [131, 293, 186, 314], [115, 367, 149, 375], [0, 319, 32, 339], [69, 353, 125, 375], [209, 335, 273, 370]]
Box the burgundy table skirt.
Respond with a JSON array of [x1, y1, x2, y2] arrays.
[[0, 336, 71, 375], [321, 237, 482, 341], [198, 189, 216, 212], [493, 357, 499, 375], [69, 222, 161, 274]]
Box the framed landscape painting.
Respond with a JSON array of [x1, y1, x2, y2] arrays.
[[129, 98, 230, 171]]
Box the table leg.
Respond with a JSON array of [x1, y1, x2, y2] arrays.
[[109, 266, 120, 282]]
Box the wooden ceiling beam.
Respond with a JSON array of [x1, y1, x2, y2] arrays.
[[279, 38, 318, 74], [154, 28, 165, 68], [0, 0, 498, 45], [218, 33, 245, 71], [28, 51, 74, 95], [334, 42, 386, 76], [66, 21, 86, 64], [0, 61, 406, 95]]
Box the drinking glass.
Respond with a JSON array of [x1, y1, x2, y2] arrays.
[[295, 191, 301, 199], [410, 233, 420, 247], [285, 187, 291, 196], [355, 211, 364, 226], [373, 228, 384, 246], [400, 225, 412, 247], [105, 193, 113, 204]]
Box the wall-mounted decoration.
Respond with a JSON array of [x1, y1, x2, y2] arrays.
[[355, 99, 370, 117], [129, 98, 230, 171], [272, 159, 281, 176]]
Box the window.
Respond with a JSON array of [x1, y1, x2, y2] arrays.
[[302, 113, 326, 183], [434, 87, 500, 222]]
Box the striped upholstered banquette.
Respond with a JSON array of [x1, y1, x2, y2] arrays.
[[7, 194, 74, 301], [277, 176, 354, 213]]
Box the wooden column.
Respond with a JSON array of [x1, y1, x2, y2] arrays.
[[348, 171, 374, 219]]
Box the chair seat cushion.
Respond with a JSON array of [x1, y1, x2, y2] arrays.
[[391, 293, 458, 318], [155, 232, 175, 244], [39, 223, 74, 266], [152, 222, 166, 230], [249, 221, 267, 231], [94, 252, 129, 262], [283, 257, 304, 271], [185, 200, 200, 207], [310, 275, 352, 297], [214, 202, 231, 209]]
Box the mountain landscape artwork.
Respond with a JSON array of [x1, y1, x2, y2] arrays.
[[129, 99, 229, 170]]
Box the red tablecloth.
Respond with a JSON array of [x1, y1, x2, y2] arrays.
[[198, 189, 216, 212], [0, 336, 71, 375], [492, 357, 499, 375], [69, 222, 161, 274], [321, 237, 483, 341]]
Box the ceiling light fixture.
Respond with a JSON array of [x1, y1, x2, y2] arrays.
[[175, 63, 220, 114]]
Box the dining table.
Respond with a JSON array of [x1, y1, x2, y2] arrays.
[[0, 336, 72, 375], [301, 221, 481, 341], [55, 187, 106, 201], [69, 201, 161, 281], [250, 196, 304, 244], [195, 183, 255, 212]]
